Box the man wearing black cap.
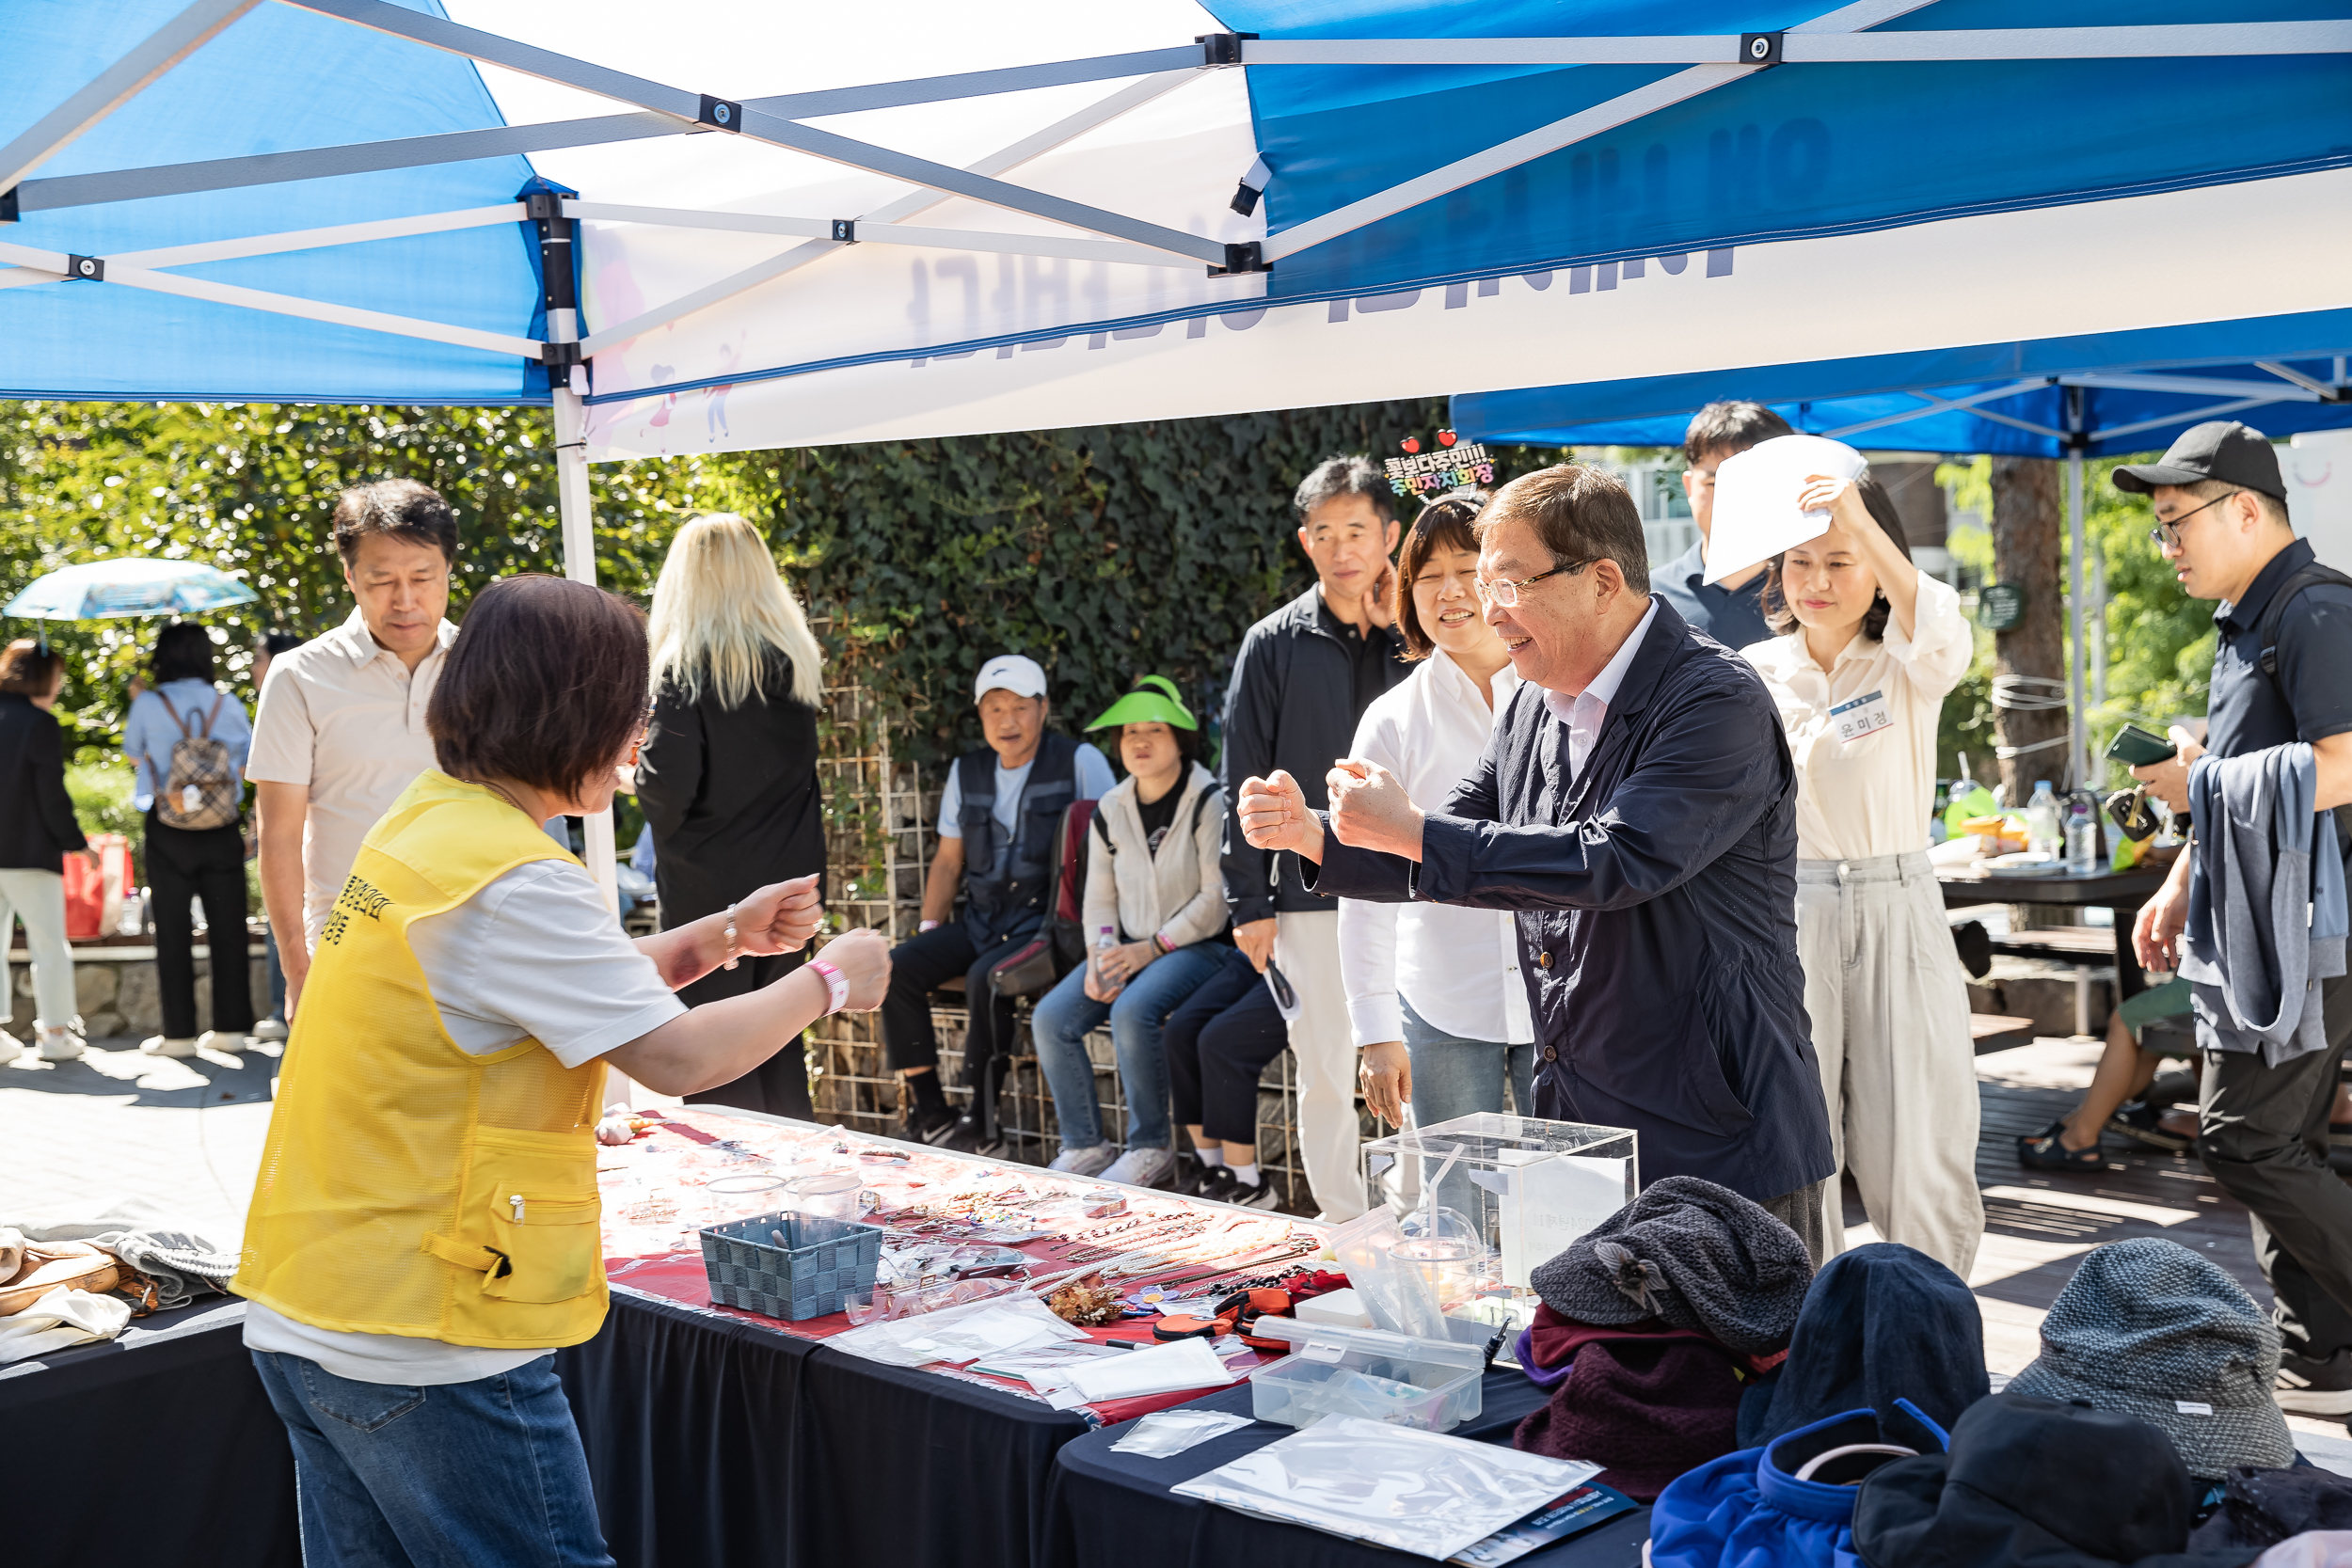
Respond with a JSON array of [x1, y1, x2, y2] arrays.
[[2119, 420, 2352, 1414]]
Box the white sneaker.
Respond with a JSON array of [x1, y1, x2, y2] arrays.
[[1048, 1143, 1119, 1178], [140, 1035, 199, 1058], [251, 1017, 290, 1041], [195, 1030, 246, 1053], [37, 1026, 83, 1062], [1100, 1147, 1178, 1189]]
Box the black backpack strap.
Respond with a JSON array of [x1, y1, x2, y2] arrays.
[[1090, 805, 1114, 855], [1188, 784, 1219, 839], [2255, 562, 2352, 679]]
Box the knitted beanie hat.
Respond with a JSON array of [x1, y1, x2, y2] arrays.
[[1528, 1176, 1814, 1355]]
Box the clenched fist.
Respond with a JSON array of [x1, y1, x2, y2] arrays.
[[1237, 769, 1325, 862], [1327, 759, 1426, 862]]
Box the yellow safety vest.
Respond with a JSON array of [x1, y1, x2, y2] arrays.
[[232, 770, 610, 1350]]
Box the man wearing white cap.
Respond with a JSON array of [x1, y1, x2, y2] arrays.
[[882, 654, 1115, 1148]]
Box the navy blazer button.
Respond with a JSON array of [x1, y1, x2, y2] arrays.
[[1541, 1045, 1559, 1061], [1536, 951, 1552, 969]]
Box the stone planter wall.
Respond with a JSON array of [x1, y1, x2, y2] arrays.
[[7, 949, 271, 1038]]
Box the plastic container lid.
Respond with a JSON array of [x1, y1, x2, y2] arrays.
[[1250, 1315, 1487, 1370]]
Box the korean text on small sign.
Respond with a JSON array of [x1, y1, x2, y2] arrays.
[[1384, 442, 1496, 498]]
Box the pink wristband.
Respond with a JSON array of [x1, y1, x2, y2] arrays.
[[809, 959, 850, 1015]]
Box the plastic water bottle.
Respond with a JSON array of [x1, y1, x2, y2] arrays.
[[2025, 781, 2063, 859], [2064, 797, 2099, 873], [1092, 925, 1120, 993]]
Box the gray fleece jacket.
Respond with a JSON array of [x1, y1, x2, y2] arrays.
[[2180, 743, 2349, 1066]]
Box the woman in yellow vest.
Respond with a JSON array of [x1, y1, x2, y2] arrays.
[[233, 576, 887, 1567]]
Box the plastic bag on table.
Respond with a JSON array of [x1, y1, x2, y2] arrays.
[[1108, 1409, 1254, 1458], [1172, 1414, 1597, 1560], [1328, 1209, 1449, 1340], [828, 1291, 1081, 1368]]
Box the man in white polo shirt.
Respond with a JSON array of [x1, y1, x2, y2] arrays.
[[247, 480, 459, 1017]]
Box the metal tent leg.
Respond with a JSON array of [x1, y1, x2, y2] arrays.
[[2067, 451, 2088, 789]]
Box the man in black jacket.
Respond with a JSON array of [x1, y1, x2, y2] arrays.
[[1237, 466, 1836, 1256], [1219, 456, 1409, 1219]]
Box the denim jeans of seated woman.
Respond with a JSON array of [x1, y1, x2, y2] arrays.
[[1031, 942, 1229, 1150], [1400, 996, 1536, 1221], [249, 1350, 613, 1568]]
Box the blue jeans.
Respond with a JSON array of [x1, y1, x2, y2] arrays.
[[1403, 996, 1535, 1220], [1031, 942, 1229, 1149], [250, 1350, 613, 1568]]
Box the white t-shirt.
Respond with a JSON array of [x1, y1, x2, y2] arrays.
[[243, 857, 686, 1385], [936, 743, 1115, 876], [245, 610, 456, 945]]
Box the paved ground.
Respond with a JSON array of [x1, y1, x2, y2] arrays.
[[8, 1026, 2349, 1446]]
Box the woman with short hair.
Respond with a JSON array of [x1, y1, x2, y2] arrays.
[[124, 620, 254, 1056], [0, 640, 94, 1064], [234, 574, 886, 1566], [636, 514, 830, 1118], [1740, 468, 1981, 1275]]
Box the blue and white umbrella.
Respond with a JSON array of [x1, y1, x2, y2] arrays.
[[5, 559, 259, 621]]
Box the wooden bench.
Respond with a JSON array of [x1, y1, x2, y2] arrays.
[[1991, 927, 2117, 1037], [1970, 1013, 2039, 1053]]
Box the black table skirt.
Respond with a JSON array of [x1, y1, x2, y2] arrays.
[[557, 1285, 1100, 1568], [1043, 1369, 1650, 1568], [0, 1298, 299, 1568]]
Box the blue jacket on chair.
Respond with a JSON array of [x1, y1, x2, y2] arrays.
[[1651, 1402, 1952, 1568]]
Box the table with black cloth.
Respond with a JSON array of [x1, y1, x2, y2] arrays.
[[1042, 1368, 1650, 1568], [560, 1278, 1144, 1568], [0, 1297, 299, 1568]]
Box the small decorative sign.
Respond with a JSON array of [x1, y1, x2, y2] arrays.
[[1979, 581, 2026, 631], [1385, 431, 1495, 497]]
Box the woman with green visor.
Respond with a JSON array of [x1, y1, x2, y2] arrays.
[[1032, 676, 1232, 1187]]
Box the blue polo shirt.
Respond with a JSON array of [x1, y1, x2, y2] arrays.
[[1653, 538, 1774, 650], [2206, 537, 2352, 760]]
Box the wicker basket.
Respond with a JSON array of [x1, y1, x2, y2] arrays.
[[698, 1212, 882, 1322]]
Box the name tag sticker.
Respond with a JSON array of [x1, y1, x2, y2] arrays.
[[1830, 689, 1894, 745], [2175, 1400, 2213, 1416]]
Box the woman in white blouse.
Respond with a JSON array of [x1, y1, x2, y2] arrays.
[[1741, 472, 1982, 1276], [1340, 491, 1535, 1153]]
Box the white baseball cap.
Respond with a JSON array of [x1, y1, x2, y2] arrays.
[[973, 654, 1048, 705]]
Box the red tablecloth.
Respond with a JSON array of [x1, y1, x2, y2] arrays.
[[596, 1108, 1318, 1425]]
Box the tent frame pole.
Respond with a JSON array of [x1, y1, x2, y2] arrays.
[[2066, 437, 2089, 793]]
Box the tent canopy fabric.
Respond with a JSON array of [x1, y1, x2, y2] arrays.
[[1, 0, 2344, 426], [1454, 310, 2352, 458], [1216, 0, 2352, 306], [0, 0, 550, 404]]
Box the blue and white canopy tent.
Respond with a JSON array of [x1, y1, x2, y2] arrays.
[[5, 0, 2350, 845]]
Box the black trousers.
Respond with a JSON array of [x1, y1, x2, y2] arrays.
[[2200, 972, 2352, 1357], [681, 947, 814, 1121], [879, 922, 1025, 1086], [1164, 946, 1289, 1146], [145, 811, 253, 1039]]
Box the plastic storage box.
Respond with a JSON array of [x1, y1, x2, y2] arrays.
[[1362, 1113, 1638, 1291], [699, 1212, 882, 1322], [1246, 1316, 1487, 1433]]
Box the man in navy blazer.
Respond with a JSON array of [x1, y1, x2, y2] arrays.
[[1238, 464, 1836, 1258]]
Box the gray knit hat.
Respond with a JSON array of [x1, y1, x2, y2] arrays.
[[2008, 1238, 2292, 1479], [1527, 1176, 1813, 1355]]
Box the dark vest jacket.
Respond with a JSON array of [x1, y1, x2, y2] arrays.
[[958, 732, 1079, 946]]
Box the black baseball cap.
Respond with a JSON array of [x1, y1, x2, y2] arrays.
[[2113, 420, 2284, 499]]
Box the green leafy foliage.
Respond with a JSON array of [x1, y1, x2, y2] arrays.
[[1931, 453, 2214, 789], [0, 401, 727, 763]]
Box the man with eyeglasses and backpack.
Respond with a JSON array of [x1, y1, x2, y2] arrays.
[[2120, 420, 2352, 1415]]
